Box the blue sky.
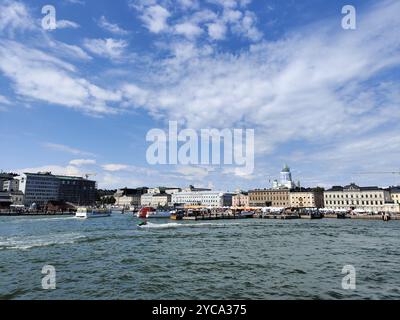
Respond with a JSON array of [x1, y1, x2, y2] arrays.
[[0, 0, 399, 190]]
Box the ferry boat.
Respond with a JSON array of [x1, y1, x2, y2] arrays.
[[146, 210, 171, 218], [75, 207, 112, 219]]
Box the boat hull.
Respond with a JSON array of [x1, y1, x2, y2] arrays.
[[146, 212, 171, 218]]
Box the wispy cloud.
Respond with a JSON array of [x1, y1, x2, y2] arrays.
[[98, 16, 129, 35], [83, 38, 128, 61], [43, 143, 96, 157], [69, 159, 97, 166], [57, 20, 80, 29]]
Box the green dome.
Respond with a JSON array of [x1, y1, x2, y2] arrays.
[[281, 164, 290, 172]]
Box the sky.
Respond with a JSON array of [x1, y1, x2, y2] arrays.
[[0, 0, 399, 190]]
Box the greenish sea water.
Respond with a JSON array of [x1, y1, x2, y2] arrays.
[[0, 214, 399, 300]]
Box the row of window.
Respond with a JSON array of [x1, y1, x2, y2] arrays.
[[326, 200, 383, 205], [325, 193, 382, 199]]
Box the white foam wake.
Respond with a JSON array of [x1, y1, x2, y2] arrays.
[[0, 232, 86, 250], [139, 221, 242, 229]]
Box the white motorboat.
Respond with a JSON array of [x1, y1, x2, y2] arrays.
[[75, 207, 112, 219], [239, 210, 255, 218], [146, 210, 171, 218]]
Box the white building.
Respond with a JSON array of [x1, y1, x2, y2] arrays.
[[17, 172, 60, 206], [324, 183, 399, 213], [171, 191, 234, 207], [141, 193, 171, 208], [3, 179, 19, 192], [147, 187, 181, 195], [272, 164, 295, 189], [114, 187, 148, 208]]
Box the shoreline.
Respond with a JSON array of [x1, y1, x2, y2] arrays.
[[0, 212, 399, 221]]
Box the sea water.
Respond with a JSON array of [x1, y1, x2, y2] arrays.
[[0, 214, 399, 299]]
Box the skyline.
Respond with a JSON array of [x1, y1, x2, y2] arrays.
[[0, 0, 400, 190]]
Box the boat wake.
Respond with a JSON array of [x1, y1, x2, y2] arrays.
[[138, 222, 242, 229], [10, 216, 76, 224], [0, 232, 86, 250]]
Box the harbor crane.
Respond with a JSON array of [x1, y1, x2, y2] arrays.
[[84, 173, 97, 179], [352, 170, 400, 185]]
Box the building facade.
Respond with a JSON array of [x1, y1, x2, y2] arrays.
[[56, 175, 96, 206], [10, 191, 24, 206], [232, 191, 250, 207], [141, 193, 171, 208], [147, 187, 181, 195], [17, 173, 60, 206], [249, 189, 290, 207], [0, 192, 12, 209], [114, 187, 148, 208], [289, 188, 325, 208], [17, 172, 96, 207], [171, 191, 234, 207], [2, 179, 19, 192], [390, 187, 400, 205], [324, 183, 397, 212]]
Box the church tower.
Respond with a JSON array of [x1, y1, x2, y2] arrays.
[[280, 164, 294, 189]]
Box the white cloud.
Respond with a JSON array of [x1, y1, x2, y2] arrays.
[[102, 164, 129, 172], [130, 2, 171, 34], [0, 40, 120, 115], [0, 0, 35, 35], [69, 159, 97, 166], [65, 0, 85, 5], [0, 94, 11, 105], [15, 165, 83, 177], [175, 166, 211, 180], [98, 16, 129, 35], [83, 38, 128, 60], [43, 143, 96, 157], [174, 22, 203, 39], [121, 0, 400, 161], [57, 20, 80, 29], [207, 21, 227, 40]]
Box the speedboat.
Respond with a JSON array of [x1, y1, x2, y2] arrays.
[[146, 210, 171, 218], [75, 207, 112, 219], [137, 220, 148, 227]]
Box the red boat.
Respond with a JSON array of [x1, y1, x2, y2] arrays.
[[137, 207, 155, 218]]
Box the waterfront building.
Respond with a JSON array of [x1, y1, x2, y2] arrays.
[[56, 175, 96, 206], [289, 188, 325, 208], [171, 191, 234, 207], [249, 189, 290, 207], [389, 187, 400, 205], [17, 172, 96, 207], [232, 191, 250, 207], [17, 173, 60, 207], [324, 183, 398, 213], [10, 191, 24, 206], [272, 164, 295, 189], [182, 185, 212, 192], [0, 173, 18, 191], [2, 178, 19, 192], [141, 193, 171, 208], [114, 187, 148, 208], [147, 187, 181, 195], [0, 191, 12, 209]]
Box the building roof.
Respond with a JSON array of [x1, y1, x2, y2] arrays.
[[281, 164, 290, 172], [326, 184, 384, 192]]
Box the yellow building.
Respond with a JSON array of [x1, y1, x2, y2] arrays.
[[249, 189, 290, 207], [289, 188, 324, 208]]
